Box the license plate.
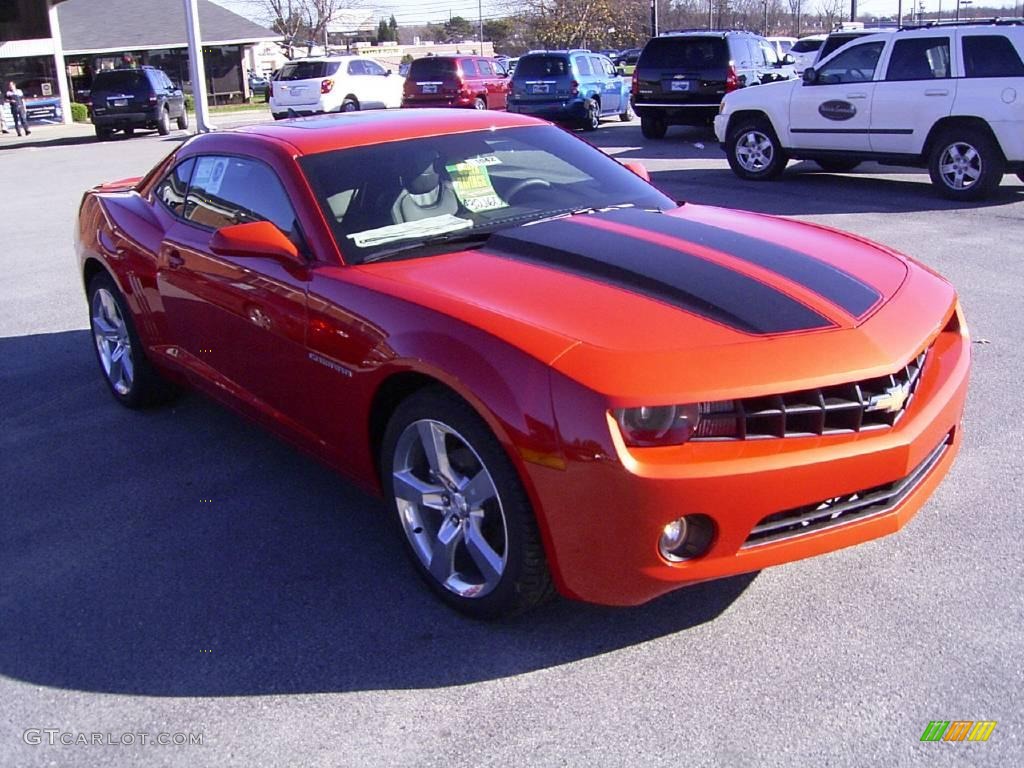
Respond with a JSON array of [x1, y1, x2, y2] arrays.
[[531, 83, 550, 94], [422, 84, 437, 94], [112, 98, 127, 107], [670, 81, 690, 92]]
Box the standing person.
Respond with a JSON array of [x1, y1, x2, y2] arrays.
[[5, 81, 30, 136]]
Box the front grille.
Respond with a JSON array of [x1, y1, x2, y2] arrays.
[[742, 431, 952, 548], [693, 349, 929, 441]]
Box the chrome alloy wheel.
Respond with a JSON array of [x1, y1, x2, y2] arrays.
[[938, 141, 982, 191], [91, 287, 134, 395], [391, 419, 508, 598], [735, 129, 775, 173]]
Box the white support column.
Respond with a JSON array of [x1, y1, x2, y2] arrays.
[[48, 1, 73, 125], [183, 0, 214, 132]]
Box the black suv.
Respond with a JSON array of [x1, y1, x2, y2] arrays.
[[90, 66, 188, 140], [632, 30, 794, 138]]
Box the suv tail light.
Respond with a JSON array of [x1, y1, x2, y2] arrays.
[[321, 79, 334, 94], [725, 64, 739, 93], [631, 70, 638, 97], [570, 79, 579, 96]]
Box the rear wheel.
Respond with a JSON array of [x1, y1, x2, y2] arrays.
[[928, 128, 1004, 200], [726, 119, 787, 181], [814, 158, 860, 173], [582, 98, 600, 131], [156, 107, 170, 136], [87, 271, 175, 408], [381, 388, 555, 619], [619, 100, 635, 122], [341, 97, 358, 112], [640, 113, 667, 139], [473, 96, 486, 110], [176, 109, 188, 130], [94, 125, 112, 141]]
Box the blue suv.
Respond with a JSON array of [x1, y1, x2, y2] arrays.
[[507, 50, 633, 130]]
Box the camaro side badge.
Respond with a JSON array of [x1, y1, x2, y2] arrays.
[[867, 382, 911, 414], [308, 351, 353, 377]]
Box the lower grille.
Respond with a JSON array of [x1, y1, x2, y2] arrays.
[[742, 432, 952, 548]]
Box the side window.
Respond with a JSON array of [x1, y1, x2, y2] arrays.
[[347, 60, 366, 76], [817, 41, 885, 84], [886, 37, 950, 80], [963, 35, 1024, 77], [602, 58, 616, 76], [479, 60, 494, 76], [363, 60, 386, 76], [184, 156, 299, 237], [493, 60, 507, 76], [575, 55, 593, 76], [461, 59, 479, 77], [155, 157, 195, 217], [760, 42, 779, 66], [589, 56, 605, 75]]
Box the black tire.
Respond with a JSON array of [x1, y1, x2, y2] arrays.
[[473, 96, 486, 111], [581, 98, 600, 131], [725, 118, 788, 181], [123, 126, 135, 137], [928, 128, 1004, 201], [380, 387, 555, 619], [94, 125, 112, 141], [157, 107, 170, 136], [176, 109, 189, 130], [814, 158, 860, 173], [341, 97, 358, 112], [619, 100, 635, 122], [86, 271, 176, 409], [640, 114, 667, 139]]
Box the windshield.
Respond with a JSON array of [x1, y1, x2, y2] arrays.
[[790, 38, 823, 54], [299, 125, 674, 264]]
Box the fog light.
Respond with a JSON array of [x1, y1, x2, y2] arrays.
[[659, 514, 715, 562]]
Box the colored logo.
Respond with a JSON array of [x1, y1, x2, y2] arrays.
[[867, 382, 911, 414], [818, 100, 857, 121], [920, 721, 997, 742]]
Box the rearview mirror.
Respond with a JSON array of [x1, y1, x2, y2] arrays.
[[622, 160, 650, 182], [210, 221, 304, 266], [802, 68, 817, 84]]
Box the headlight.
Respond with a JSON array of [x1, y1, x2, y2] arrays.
[[613, 401, 738, 446]]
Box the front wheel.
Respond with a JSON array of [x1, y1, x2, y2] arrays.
[[726, 120, 788, 181], [581, 98, 600, 131], [928, 128, 1004, 200], [640, 114, 667, 139], [87, 272, 176, 408], [381, 388, 554, 619]]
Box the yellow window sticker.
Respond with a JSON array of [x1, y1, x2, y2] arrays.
[[446, 159, 508, 213]]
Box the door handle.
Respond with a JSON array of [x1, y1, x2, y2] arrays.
[[925, 89, 949, 96], [167, 249, 184, 269], [846, 93, 868, 99]]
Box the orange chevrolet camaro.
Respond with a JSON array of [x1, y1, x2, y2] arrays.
[[76, 110, 970, 618]]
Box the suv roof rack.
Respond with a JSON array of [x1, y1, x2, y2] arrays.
[[659, 28, 756, 36], [899, 16, 1024, 31]]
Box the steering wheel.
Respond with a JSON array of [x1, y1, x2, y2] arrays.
[[505, 178, 552, 203]]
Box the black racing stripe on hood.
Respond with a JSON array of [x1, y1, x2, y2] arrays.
[[485, 218, 833, 335], [602, 209, 882, 318]]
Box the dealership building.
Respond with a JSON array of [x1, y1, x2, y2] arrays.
[[0, 0, 279, 124]]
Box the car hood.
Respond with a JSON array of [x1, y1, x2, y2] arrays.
[[357, 205, 955, 401]]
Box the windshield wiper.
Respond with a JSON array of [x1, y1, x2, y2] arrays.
[[360, 231, 494, 264], [523, 202, 647, 227]]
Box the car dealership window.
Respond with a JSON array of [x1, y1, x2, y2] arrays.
[[885, 38, 950, 80], [962, 35, 1024, 77], [155, 158, 196, 217], [184, 156, 299, 237]]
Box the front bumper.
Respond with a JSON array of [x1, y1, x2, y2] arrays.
[[713, 113, 728, 143], [529, 316, 970, 607]]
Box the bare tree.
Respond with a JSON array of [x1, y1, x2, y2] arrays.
[[236, 0, 362, 57], [815, 0, 845, 32], [787, 0, 804, 36]]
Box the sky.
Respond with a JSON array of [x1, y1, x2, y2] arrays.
[[210, 0, 1020, 28]]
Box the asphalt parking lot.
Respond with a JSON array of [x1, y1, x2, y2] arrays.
[[2, 114, 1022, 767]]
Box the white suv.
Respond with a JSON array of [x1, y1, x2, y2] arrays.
[[270, 56, 403, 118], [714, 22, 1024, 200]]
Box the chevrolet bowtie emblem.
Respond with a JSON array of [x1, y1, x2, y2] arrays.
[[867, 383, 910, 414]]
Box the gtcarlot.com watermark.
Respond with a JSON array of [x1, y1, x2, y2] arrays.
[[23, 729, 203, 747]]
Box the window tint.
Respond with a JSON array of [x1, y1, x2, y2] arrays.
[[92, 69, 146, 92], [790, 38, 824, 54], [479, 60, 494, 76], [514, 56, 569, 77], [819, 33, 865, 61], [184, 156, 299, 236], [280, 61, 332, 80], [963, 35, 1024, 77], [347, 60, 367, 76], [461, 59, 479, 77], [886, 37, 950, 80], [817, 41, 885, 84], [575, 56, 592, 76], [155, 158, 195, 217], [638, 37, 727, 70]]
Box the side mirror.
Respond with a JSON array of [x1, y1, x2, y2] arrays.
[[385, 70, 392, 76], [783, 53, 795, 65], [210, 221, 304, 266], [802, 68, 817, 85], [616, 66, 624, 77], [622, 160, 650, 182]]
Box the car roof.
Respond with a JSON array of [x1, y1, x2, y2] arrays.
[[225, 109, 543, 156]]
